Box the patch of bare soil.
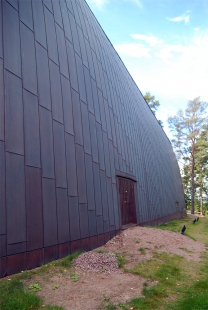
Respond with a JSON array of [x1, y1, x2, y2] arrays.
[[25, 226, 205, 310]]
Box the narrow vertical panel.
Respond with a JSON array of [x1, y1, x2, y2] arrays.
[[107, 177, 115, 226], [71, 89, 83, 146], [65, 133, 78, 196], [68, 196, 80, 241], [49, 60, 63, 123], [103, 132, 111, 178], [23, 90, 41, 168], [56, 23, 69, 79], [88, 210, 97, 236], [91, 50, 101, 90], [53, 121, 67, 188], [85, 154, 95, 210], [56, 188, 70, 243], [0, 59, 4, 141], [75, 144, 87, 203], [91, 78, 101, 123], [3, 1, 21, 77], [35, 42, 51, 110], [85, 38, 95, 80], [0, 142, 5, 234], [66, 40, 79, 92], [43, 0, 53, 12], [0, 1, 2, 58], [0, 236, 6, 257], [66, 0, 74, 14], [5, 71, 24, 155], [75, 54, 87, 103], [112, 183, 120, 230], [20, 23, 37, 95], [6, 153, 26, 244], [77, 26, 88, 68], [44, 6, 59, 64], [32, 0, 47, 48], [93, 162, 102, 215], [96, 216, 103, 235], [100, 170, 108, 221], [81, 101, 91, 155], [59, 0, 73, 43], [98, 89, 107, 132], [25, 166, 43, 251], [52, 0, 63, 27], [84, 67, 94, 114], [61, 75, 74, 135], [42, 178, 58, 247], [69, 12, 81, 56], [104, 100, 112, 141], [89, 113, 99, 163], [79, 204, 89, 238], [39, 107, 55, 178], [96, 122, 105, 171], [19, 0, 33, 30]]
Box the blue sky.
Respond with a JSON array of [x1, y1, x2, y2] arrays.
[[85, 0, 208, 136]]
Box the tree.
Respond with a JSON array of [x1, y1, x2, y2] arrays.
[[168, 97, 208, 214], [194, 126, 208, 214], [144, 92, 163, 127]]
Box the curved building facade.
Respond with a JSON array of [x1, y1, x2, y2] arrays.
[[0, 0, 185, 277]]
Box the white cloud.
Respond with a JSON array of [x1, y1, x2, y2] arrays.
[[131, 34, 163, 46], [114, 43, 151, 58], [167, 15, 190, 24], [86, 0, 142, 9]]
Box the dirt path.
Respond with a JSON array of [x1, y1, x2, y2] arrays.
[[25, 226, 205, 310]]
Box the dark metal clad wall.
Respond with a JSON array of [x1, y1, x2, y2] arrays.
[[0, 0, 185, 277]]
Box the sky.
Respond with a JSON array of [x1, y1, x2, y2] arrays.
[[85, 0, 208, 137]]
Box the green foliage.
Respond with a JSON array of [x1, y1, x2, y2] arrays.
[[28, 283, 42, 292], [0, 278, 41, 310], [71, 274, 79, 282], [116, 254, 127, 268], [143, 91, 163, 127], [54, 251, 82, 268], [139, 247, 146, 254]]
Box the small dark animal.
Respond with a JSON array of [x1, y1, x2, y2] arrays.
[[193, 219, 196, 224], [181, 225, 186, 235]]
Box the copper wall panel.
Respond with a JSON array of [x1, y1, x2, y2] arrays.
[[52, 0, 63, 28], [65, 133, 78, 196], [60, 0, 73, 43], [36, 42, 51, 110], [0, 59, 4, 141], [39, 107, 55, 178], [56, 188, 70, 243], [5, 71, 24, 155], [19, 0, 33, 30], [49, 60, 64, 123], [0, 0, 185, 277], [68, 196, 80, 241], [42, 178, 58, 247], [0, 142, 5, 235], [44, 6, 58, 64], [23, 90, 41, 168], [53, 121, 67, 188], [0, 1, 2, 58], [56, 23, 69, 79], [3, 1, 21, 77], [6, 153, 26, 246], [25, 166, 43, 251], [32, 0, 47, 48]]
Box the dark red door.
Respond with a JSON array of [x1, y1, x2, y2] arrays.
[[118, 178, 137, 226]]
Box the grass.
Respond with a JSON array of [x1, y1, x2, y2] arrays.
[[116, 253, 128, 268], [139, 247, 146, 254], [0, 252, 82, 310]]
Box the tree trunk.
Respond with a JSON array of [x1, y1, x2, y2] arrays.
[[191, 147, 195, 214], [200, 164, 203, 216]]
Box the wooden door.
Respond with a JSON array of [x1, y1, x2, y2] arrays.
[[118, 177, 137, 226]]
